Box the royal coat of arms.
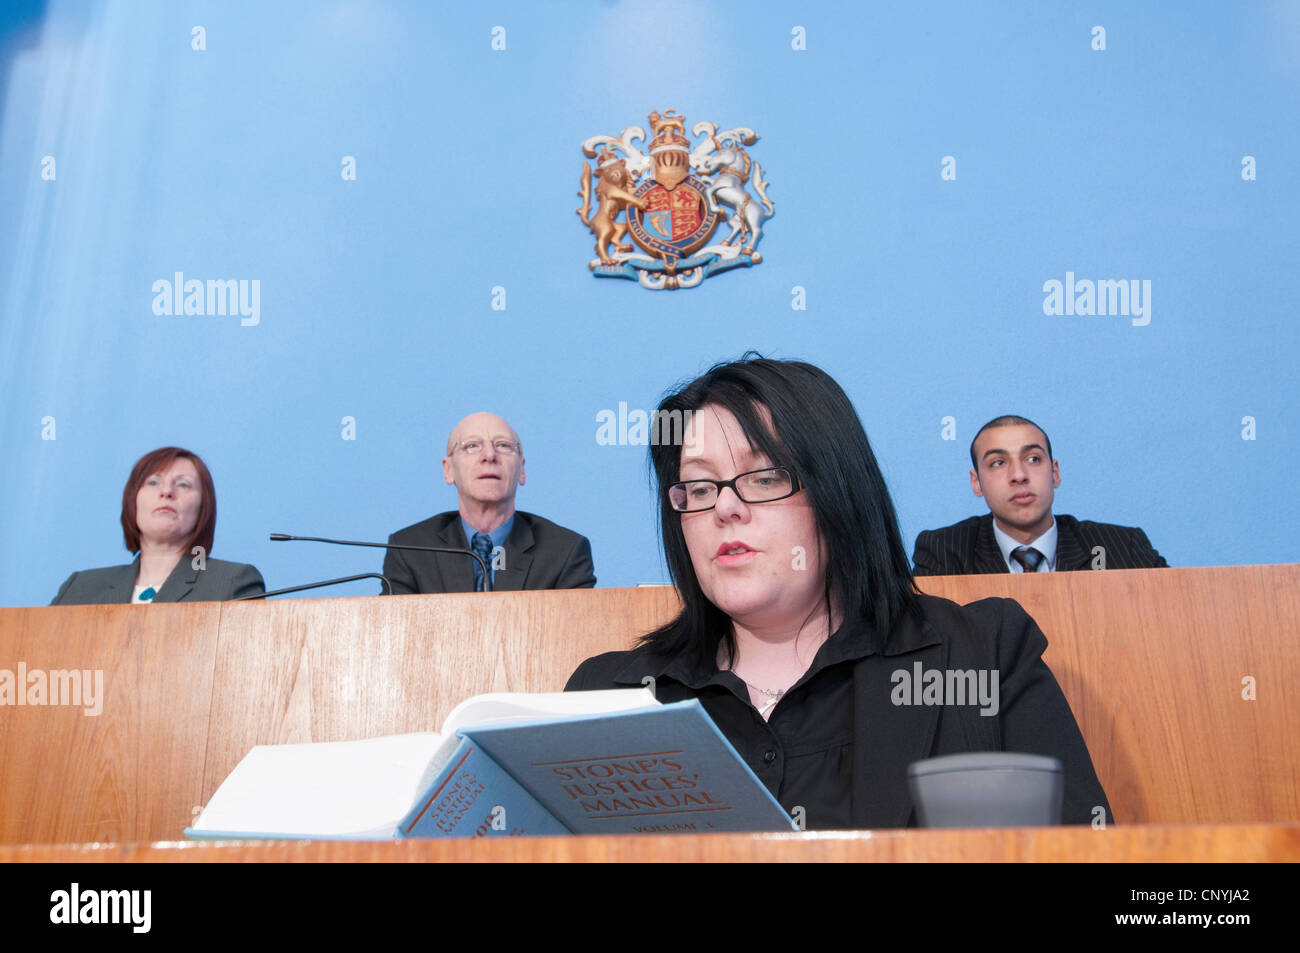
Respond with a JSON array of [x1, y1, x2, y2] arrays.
[[576, 109, 774, 290]]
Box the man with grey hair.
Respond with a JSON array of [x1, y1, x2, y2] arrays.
[[383, 412, 596, 593]]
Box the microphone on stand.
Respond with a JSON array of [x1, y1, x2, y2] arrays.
[[269, 533, 493, 592], [235, 573, 393, 600]]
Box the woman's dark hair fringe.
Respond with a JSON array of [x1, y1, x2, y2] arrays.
[[641, 355, 919, 669]]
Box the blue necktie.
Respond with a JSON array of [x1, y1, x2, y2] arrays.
[[1012, 546, 1045, 573], [471, 532, 493, 591]]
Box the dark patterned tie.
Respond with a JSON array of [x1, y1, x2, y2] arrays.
[[1011, 546, 1045, 573], [471, 532, 493, 591]]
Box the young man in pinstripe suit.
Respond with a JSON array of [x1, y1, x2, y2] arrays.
[[912, 416, 1167, 576]]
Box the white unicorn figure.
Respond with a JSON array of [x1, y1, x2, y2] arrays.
[[691, 122, 775, 261]]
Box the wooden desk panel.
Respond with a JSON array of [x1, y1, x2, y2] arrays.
[[916, 567, 1300, 826], [2, 566, 1297, 844], [0, 603, 221, 844], [2, 824, 1296, 863]]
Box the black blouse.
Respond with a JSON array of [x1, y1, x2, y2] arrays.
[[566, 594, 1114, 830]]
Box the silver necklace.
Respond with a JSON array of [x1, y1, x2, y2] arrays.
[[733, 675, 787, 715]]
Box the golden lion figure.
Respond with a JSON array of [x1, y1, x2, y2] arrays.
[[576, 151, 648, 268]]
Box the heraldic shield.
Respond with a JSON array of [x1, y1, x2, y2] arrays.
[[627, 175, 717, 267], [576, 109, 775, 290]]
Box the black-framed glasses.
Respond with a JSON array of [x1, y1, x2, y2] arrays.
[[666, 467, 801, 513]]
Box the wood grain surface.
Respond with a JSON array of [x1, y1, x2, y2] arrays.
[[2, 565, 1296, 844], [1, 824, 1295, 862]]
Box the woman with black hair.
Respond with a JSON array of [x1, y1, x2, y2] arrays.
[[566, 357, 1111, 829]]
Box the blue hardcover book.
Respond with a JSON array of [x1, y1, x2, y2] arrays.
[[187, 690, 795, 840], [396, 736, 569, 838], [455, 701, 793, 834]]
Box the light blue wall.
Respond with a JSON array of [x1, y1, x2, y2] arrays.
[[2, 1, 1296, 605]]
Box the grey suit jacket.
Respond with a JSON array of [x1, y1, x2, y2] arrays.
[[382, 510, 596, 594], [912, 513, 1168, 576], [51, 555, 265, 605]]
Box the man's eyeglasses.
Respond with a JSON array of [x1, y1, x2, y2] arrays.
[[666, 467, 801, 513], [452, 439, 520, 457]]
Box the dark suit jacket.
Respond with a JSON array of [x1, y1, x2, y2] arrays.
[[566, 594, 1111, 828], [382, 510, 596, 594], [912, 514, 1168, 576], [51, 555, 265, 605]]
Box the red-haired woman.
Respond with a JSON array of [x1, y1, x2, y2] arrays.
[[51, 447, 264, 604]]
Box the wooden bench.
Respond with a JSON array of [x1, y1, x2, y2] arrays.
[[2, 565, 1295, 844]]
